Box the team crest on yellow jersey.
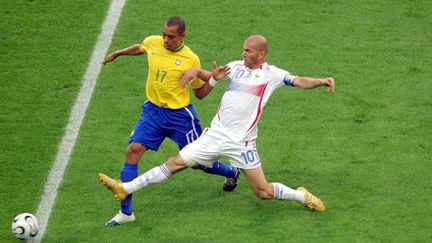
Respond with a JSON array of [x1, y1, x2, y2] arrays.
[[175, 59, 181, 66]]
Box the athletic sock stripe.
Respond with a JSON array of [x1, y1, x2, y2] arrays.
[[272, 183, 280, 199], [159, 164, 172, 178]]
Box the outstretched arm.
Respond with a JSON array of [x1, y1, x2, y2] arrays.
[[102, 44, 144, 65], [183, 61, 230, 99], [292, 76, 335, 92], [189, 68, 213, 100], [181, 67, 213, 84]]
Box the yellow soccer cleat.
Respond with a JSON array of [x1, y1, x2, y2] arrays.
[[297, 187, 326, 212], [98, 173, 129, 201]]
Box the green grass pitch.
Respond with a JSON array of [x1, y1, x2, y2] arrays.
[[1, 0, 431, 242]]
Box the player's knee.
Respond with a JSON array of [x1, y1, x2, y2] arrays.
[[126, 143, 146, 156]]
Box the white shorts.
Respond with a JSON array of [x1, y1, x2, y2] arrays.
[[179, 128, 261, 169]]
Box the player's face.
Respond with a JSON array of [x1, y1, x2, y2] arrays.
[[162, 24, 184, 51], [242, 41, 261, 69]]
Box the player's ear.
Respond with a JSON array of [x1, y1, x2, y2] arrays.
[[259, 49, 266, 59]]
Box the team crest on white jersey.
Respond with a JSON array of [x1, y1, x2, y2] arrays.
[[175, 59, 181, 66]]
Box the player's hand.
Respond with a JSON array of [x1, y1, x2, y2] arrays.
[[102, 54, 116, 65], [211, 61, 230, 81], [180, 67, 199, 87], [322, 77, 335, 92]]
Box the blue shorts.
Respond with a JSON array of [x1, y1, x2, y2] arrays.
[[129, 101, 203, 151]]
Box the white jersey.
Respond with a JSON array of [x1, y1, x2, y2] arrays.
[[210, 60, 297, 142]]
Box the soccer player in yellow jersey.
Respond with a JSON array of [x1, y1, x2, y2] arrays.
[[101, 16, 238, 226]]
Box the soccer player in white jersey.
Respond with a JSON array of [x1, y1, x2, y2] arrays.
[[99, 35, 335, 213]]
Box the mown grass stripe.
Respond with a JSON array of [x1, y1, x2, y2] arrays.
[[34, 1, 127, 242]]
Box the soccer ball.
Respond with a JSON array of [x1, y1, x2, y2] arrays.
[[11, 213, 39, 240]]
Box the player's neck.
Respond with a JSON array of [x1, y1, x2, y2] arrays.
[[171, 42, 185, 52]]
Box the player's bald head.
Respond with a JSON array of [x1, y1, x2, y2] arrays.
[[245, 35, 268, 53], [242, 35, 268, 69]]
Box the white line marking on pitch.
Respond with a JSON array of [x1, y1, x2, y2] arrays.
[[34, 0, 126, 242]]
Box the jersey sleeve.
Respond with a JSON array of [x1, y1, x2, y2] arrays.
[[270, 66, 298, 89], [139, 35, 159, 53], [190, 55, 206, 89]]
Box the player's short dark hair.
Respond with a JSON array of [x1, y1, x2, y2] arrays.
[[165, 16, 186, 35]]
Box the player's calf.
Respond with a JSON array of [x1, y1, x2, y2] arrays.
[[164, 154, 188, 174], [251, 184, 274, 200]]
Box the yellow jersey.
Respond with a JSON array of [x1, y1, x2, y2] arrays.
[[139, 35, 205, 109]]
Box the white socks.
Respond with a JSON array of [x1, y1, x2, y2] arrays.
[[123, 164, 172, 193], [271, 182, 305, 204], [121, 166, 304, 205]]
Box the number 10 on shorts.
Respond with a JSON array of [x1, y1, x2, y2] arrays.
[[241, 150, 260, 164]]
